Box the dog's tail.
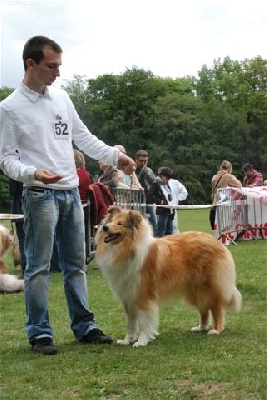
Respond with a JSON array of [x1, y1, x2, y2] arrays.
[[229, 286, 242, 312], [0, 274, 24, 294], [217, 248, 242, 312]]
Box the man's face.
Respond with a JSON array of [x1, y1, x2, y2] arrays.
[[28, 46, 62, 87], [136, 155, 148, 169]]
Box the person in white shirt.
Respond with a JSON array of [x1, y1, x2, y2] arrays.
[[169, 177, 188, 234], [0, 35, 135, 355], [148, 167, 188, 237]]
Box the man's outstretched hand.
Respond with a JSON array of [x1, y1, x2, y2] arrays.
[[34, 169, 64, 184], [117, 153, 136, 175]]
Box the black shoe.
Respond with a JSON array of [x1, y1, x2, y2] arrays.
[[86, 255, 94, 264], [80, 328, 113, 344], [31, 338, 57, 355]]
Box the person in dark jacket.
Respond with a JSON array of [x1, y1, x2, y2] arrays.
[[135, 150, 157, 236], [148, 175, 172, 237]]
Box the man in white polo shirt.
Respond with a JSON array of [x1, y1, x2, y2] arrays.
[[0, 35, 135, 355]]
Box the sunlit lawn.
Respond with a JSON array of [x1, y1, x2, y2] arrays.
[[0, 210, 266, 399]]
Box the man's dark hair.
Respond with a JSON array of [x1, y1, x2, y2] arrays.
[[23, 35, 62, 71], [242, 163, 253, 172], [135, 150, 148, 159], [158, 166, 173, 178]]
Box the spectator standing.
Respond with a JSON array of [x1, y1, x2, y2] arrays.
[[135, 150, 157, 235], [74, 150, 91, 264], [210, 160, 242, 230], [148, 167, 187, 237], [97, 161, 119, 189], [115, 145, 144, 190], [242, 163, 263, 187], [163, 167, 188, 234], [0, 35, 135, 355]]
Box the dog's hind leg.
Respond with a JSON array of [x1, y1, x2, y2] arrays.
[[0, 259, 9, 273], [117, 306, 138, 345], [133, 303, 159, 347], [208, 301, 224, 335], [191, 310, 210, 333]]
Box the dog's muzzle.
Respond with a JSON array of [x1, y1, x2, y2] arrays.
[[102, 224, 109, 232]]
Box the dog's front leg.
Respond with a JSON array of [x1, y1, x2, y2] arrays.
[[133, 306, 159, 347], [117, 306, 138, 345]]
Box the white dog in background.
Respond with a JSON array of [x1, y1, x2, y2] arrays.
[[0, 225, 24, 293]]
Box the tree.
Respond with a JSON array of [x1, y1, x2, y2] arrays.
[[0, 87, 14, 101], [2, 58, 265, 207], [196, 57, 267, 171]]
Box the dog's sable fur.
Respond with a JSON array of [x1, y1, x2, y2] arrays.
[[95, 206, 242, 347]]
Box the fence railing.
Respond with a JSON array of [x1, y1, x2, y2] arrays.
[[215, 188, 267, 242], [110, 188, 147, 216]]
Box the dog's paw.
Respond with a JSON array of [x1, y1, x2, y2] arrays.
[[117, 338, 132, 345], [207, 329, 220, 335], [133, 340, 149, 348], [132, 332, 151, 347], [191, 326, 209, 333]]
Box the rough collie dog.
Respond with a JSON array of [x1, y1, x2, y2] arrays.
[[0, 225, 24, 294], [95, 206, 242, 347]]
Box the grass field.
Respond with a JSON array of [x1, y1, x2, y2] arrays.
[[0, 209, 266, 400]]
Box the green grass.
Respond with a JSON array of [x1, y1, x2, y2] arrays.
[[1, 210, 266, 400]]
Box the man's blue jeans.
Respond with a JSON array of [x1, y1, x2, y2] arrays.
[[22, 187, 97, 343]]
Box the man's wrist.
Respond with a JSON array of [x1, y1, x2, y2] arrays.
[[118, 152, 125, 160]]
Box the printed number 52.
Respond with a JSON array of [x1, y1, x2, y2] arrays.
[[54, 122, 68, 135]]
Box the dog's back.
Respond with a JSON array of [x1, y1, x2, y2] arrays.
[[144, 232, 241, 311]]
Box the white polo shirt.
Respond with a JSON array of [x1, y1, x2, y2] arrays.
[[0, 83, 119, 189]]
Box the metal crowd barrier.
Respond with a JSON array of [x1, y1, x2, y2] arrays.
[[110, 188, 147, 216], [215, 188, 267, 243]]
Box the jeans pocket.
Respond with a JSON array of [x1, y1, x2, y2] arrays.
[[27, 188, 49, 202]]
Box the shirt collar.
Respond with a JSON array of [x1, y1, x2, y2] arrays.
[[19, 82, 53, 102]]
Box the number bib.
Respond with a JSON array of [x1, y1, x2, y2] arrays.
[[53, 120, 69, 139]]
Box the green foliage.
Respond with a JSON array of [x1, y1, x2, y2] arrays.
[[0, 86, 14, 101], [63, 60, 266, 203], [0, 173, 11, 212], [1, 57, 266, 206]]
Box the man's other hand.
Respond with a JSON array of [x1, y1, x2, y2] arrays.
[[117, 154, 136, 175]]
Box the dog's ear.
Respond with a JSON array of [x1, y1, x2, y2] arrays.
[[128, 210, 143, 229], [108, 205, 121, 215], [105, 205, 122, 221]]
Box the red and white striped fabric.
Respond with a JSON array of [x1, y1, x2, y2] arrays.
[[231, 186, 267, 200]]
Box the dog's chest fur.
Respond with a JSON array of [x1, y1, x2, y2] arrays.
[[97, 237, 151, 303]]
